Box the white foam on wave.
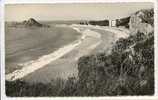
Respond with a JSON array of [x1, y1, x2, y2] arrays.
[[70, 24, 129, 38], [6, 25, 101, 81], [70, 25, 101, 39], [6, 40, 82, 81], [6, 24, 128, 81]]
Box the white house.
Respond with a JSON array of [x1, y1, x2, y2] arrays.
[[110, 20, 116, 27]]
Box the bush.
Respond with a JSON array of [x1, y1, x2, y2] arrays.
[[76, 31, 154, 96], [6, 8, 154, 96]]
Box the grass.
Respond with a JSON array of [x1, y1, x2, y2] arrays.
[[6, 31, 154, 96], [5, 8, 154, 97]]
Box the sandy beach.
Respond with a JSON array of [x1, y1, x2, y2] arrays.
[[6, 24, 129, 83], [4, 4, 154, 97]]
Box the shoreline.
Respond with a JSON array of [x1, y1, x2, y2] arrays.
[[5, 24, 102, 81], [70, 24, 129, 39], [6, 24, 129, 82]]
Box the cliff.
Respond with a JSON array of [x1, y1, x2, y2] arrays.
[[129, 9, 154, 35], [6, 8, 154, 96]]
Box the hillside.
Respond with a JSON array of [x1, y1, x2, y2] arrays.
[[6, 8, 154, 96], [76, 32, 154, 96], [75, 8, 154, 96], [129, 9, 154, 35]]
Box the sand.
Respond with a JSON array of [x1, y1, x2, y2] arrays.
[[5, 25, 101, 81], [6, 24, 129, 83]]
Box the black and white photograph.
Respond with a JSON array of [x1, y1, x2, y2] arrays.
[[0, 0, 157, 98]]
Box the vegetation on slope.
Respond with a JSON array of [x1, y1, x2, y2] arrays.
[[76, 31, 154, 96], [6, 8, 154, 96], [6, 31, 154, 96], [6, 78, 66, 96], [129, 9, 154, 35]]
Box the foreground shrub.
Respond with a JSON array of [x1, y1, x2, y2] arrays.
[[76, 31, 154, 96], [6, 8, 154, 96], [6, 31, 154, 96]]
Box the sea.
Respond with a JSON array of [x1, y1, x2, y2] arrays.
[[5, 21, 81, 74]]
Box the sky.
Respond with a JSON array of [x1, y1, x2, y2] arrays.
[[5, 3, 153, 21]]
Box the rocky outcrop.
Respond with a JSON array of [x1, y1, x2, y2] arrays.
[[5, 8, 154, 96], [129, 9, 154, 35], [22, 18, 43, 27], [9, 18, 50, 28], [22, 18, 50, 27]]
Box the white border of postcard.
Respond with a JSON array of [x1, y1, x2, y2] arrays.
[[1, 0, 158, 100]]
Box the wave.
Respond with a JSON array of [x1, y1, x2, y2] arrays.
[[6, 25, 101, 81]]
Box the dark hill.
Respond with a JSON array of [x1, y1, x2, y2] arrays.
[[8, 18, 50, 28], [22, 18, 43, 27]]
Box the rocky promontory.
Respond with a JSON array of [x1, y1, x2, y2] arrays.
[[22, 18, 43, 27], [6, 8, 154, 96], [9, 18, 50, 28]]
